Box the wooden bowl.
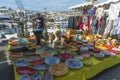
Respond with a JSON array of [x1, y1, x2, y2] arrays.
[[49, 63, 68, 76]]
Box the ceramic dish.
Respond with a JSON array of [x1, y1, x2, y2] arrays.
[[11, 52, 23, 58], [44, 56, 60, 66], [30, 59, 44, 66], [49, 63, 68, 76], [74, 55, 84, 60], [13, 60, 29, 67], [16, 67, 35, 75], [19, 38, 28, 44], [59, 53, 73, 61], [40, 52, 54, 58], [25, 56, 41, 62], [32, 64, 49, 70], [65, 59, 83, 69], [83, 61, 92, 66], [44, 70, 53, 80], [81, 53, 91, 59], [93, 48, 101, 53], [32, 72, 43, 80], [19, 74, 31, 80], [94, 54, 105, 60]]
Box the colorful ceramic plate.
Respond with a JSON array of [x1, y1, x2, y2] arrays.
[[83, 61, 92, 66], [81, 53, 91, 59], [93, 48, 101, 53], [30, 59, 44, 66], [16, 67, 35, 75], [19, 74, 31, 80], [44, 70, 53, 80], [13, 60, 29, 67], [65, 59, 83, 69], [32, 72, 43, 80], [94, 54, 105, 60], [49, 63, 68, 76], [59, 53, 73, 61], [32, 64, 49, 70], [11, 52, 23, 58], [74, 55, 84, 60], [40, 52, 54, 58], [25, 56, 41, 62], [44, 56, 60, 66], [19, 38, 28, 44]]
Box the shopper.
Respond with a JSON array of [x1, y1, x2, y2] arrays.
[[32, 13, 45, 45]]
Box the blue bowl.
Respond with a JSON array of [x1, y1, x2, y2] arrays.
[[44, 56, 60, 66], [13, 60, 29, 67], [65, 59, 83, 69]]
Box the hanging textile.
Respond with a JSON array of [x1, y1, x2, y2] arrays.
[[108, 3, 120, 20], [96, 7, 104, 19], [110, 18, 120, 35]]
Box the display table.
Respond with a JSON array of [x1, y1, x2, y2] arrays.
[[13, 54, 120, 80]]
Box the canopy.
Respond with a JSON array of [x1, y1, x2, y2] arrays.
[[94, 0, 120, 7], [68, 2, 93, 10]]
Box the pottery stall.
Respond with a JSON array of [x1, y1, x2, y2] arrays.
[[8, 28, 120, 80]]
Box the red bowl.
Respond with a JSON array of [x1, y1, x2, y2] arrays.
[[93, 48, 101, 53], [11, 52, 23, 57], [16, 67, 35, 75], [30, 59, 44, 66], [59, 53, 73, 61]]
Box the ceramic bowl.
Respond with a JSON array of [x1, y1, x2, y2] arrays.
[[19, 74, 31, 80], [74, 55, 84, 60], [13, 60, 29, 67], [59, 53, 73, 61], [32, 72, 43, 80], [44, 70, 53, 80], [49, 63, 68, 76], [32, 64, 49, 70], [44, 56, 60, 66], [11, 52, 23, 58], [30, 59, 44, 66], [16, 67, 35, 75], [94, 54, 105, 60], [65, 59, 83, 69], [25, 56, 41, 62]]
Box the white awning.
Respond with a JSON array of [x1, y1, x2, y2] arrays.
[[68, 2, 93, 10], [94, 0, 120, 7]]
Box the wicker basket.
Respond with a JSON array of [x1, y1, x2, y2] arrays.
[[49, 63, 68, 76]]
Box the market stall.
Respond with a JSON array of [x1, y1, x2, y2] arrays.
[[8, 31, 120, 80]]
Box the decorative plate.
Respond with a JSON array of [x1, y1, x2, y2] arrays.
[[44, 70, 53, 80], [32, 64, 49, 70], [16, 67, 35, 75], [93, 48, 101, 53], [44, 56, 60, 66], [94, 54, 105, 60], [59, 53, 73, 61], [81, 53, 91, 59], [40, 52, 54, 58], [74, 55, 84, 60], [49, 63, 68, 76], [30, 59, 44, 66], [32, 72, 43, 80], [11, 52, 23, 58], [19, 38, 28, 44], [13, 60, 29, 67], [19, 74, 31, 80], [65, 59, 83, 69], [83, 61, 92, 66], [25, 56, 41, 62]]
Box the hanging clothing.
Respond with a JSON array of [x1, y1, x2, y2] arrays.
[[92, 17, 98, 34]]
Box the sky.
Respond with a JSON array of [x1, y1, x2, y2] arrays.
[[0, 0, 106, 11]]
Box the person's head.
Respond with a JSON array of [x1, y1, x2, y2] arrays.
[[36, 13, 41, 18]]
